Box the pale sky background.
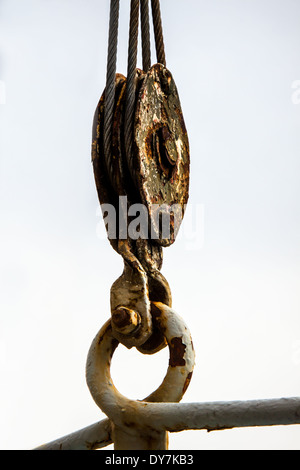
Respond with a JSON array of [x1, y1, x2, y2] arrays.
[[1, 0, 300, 450]]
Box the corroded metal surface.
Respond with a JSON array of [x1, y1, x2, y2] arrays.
[[86, 303, 195, 410], [92, 65, 190, 252], [92, 64, 189, 351], [110, 239, 152, 348], [92, 71, 145, 238], [92, 70, 176, 351], [92, 73, 155, 348], [85, 303, 195, 450], [92, 73, 127, 254], [134, 63, 190, 246]]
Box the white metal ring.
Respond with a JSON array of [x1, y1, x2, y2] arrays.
[[86, 302, 195, 428]]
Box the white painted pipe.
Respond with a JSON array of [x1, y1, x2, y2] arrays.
[[34, 397, 300, 450], [34, 419, 112, 450]]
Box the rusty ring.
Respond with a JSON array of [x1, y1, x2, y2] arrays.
[[85, 302, 195, 428]]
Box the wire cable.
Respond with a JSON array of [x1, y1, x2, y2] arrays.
[[124, 0, 140, 180], [103, 0, 120, 169], [151, 0, 166, 66], [140, 0, 151, 71]]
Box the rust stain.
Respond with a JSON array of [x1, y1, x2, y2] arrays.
[[97, 323, 113, 345], [182, 371, 193, 395], [112, 308, 132, 328], [169, 336, 186, 367], [206, 425, 234, 433]]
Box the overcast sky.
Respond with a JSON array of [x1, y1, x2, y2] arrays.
[[1, 0, 300, 450]]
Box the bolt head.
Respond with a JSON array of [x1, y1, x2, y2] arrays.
[[112, 307, 140, 335]]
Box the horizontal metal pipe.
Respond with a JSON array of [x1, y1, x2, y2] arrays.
[[146, 396, 300, 432], [34, 396, 300, 450], [34, 418, 112, 450]]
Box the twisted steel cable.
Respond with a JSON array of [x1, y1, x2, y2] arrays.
[[151, 0, 166, 66], [140, 0, 151, 72], [124, 0, 140, 181], [103, 0, 167, 189], [103, 0, 120, 169]]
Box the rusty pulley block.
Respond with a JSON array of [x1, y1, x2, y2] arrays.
[[91, 0, 190, 352], [92, 65, 189, 349], [92, 64, 189, 248]]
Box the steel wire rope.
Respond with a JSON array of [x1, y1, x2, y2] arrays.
[[103, 0, 120, 169], [151, 0, 166, 66], [124, 0, 140, 180], [104, 0, 167, 184], [140, 0, 151, 72]]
